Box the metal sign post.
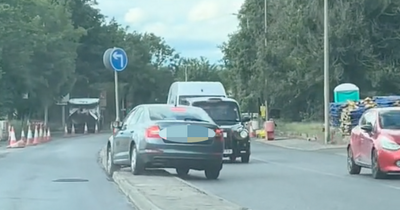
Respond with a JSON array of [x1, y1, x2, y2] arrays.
[[103, 47, 128, 122]]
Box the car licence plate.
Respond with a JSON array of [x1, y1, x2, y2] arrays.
[[223, 132, 227, 137], [224, 149, 233, 154]]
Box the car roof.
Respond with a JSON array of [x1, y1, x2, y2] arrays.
[[173, 81, 227, 97], [138, 104, 203, 110], [368, 107, 400, 113]]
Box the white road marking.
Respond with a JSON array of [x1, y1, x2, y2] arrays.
[[335, 152, 347, 157], [251, 156, 400, 191]]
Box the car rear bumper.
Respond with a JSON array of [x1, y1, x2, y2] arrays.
[[138, 150, 223, 170], [378, 149, 400, 173]]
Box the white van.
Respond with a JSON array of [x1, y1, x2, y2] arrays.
[[167, 81, 227, 105]]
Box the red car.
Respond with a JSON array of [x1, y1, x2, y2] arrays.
[[347, 107, 400, 179]]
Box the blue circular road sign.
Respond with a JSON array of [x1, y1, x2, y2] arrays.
[[102, 48, 113, 70], [109, 48, 128, 72]]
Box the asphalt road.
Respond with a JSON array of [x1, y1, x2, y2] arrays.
[[181, 141, 400, 210], [0, 134, 134, 210]]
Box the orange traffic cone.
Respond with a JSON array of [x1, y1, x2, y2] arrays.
[[64, 124, 68, 136], [249, 122, 255, 138], [84, 123, 88, 134], [71, 124, 75, 135], [47, 128, 51, 141], [7, 126, 24, 148], [26, 126, 33, 146], [94, 123, 98, 133], [20, 129, 26, 142], [7, 126, 17, 146], [32, 125, 39, 145], [43, 126, 48, 142]]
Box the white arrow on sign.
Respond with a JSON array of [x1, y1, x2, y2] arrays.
[[112, 52, 123, 67]]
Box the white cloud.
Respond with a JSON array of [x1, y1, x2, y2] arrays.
[[95, 0, 244, 61], [187, 0, 220, 22], [124, 8, 145, 24]]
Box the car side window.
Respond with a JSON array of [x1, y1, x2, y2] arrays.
[[128, 108, 143, 125], [365, 111, 377, 128], [122, 108, 137, 125], [138, 108, 151, 123], [359, 114, 366, 125], [360, 111, 376, 127]]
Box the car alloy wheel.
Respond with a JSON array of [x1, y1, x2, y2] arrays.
[[106, 146, 119, 177], [371, 150, 386, 179], [130, 146, 144, 175], [107, 149, 112, 172], [347, 146, 361, 174], [131, 147, 137, 171]]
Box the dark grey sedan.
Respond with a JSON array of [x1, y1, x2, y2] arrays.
[[106, 104, 224, 179]]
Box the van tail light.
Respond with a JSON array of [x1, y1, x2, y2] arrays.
[[145, 125, 160, 138], [214, 128, 224, 141]]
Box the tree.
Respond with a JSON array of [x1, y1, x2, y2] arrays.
[[221, 0, 400, 121], [174, 57, 221, 82]]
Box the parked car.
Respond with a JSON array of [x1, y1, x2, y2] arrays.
[[106, 104, 224, 179], [347, 107, 400, 179]]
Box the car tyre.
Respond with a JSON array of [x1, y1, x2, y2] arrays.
[[371, 149, 386, 179], [106, 146, 120, 177], [205, 167, 220, 180], [347, 146, 361, 175], [241, 154, 250, 163], [176, 168, 190, 177], [130, 146, 144, 175]]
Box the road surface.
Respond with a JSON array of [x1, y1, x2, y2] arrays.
[[181, 141, 400, 210], [0, 134, 134, 210]]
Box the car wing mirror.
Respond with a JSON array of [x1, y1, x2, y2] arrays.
[[241, 117, 250, 123], [360, 123, 373, 132]]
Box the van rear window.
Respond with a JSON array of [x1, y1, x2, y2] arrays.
[[148, 106, 213, 122]]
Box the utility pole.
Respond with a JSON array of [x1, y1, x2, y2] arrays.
[[264, 0, 267, 47], [264, 0, 269, 120], [324, 0, 330, 144]]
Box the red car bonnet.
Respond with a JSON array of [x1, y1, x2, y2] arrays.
[[379, 129, 400, 144]]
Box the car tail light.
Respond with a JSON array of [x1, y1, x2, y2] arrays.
[[215, 128, 224, 141], [146, 125, 160, 138]]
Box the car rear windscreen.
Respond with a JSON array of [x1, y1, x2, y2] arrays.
[[148, 106, 213, 122], [193, 101, 240, 122]]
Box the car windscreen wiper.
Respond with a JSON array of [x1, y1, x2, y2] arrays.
[[183, 118, 208, 122]]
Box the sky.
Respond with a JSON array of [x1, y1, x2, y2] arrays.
[[95, 0, 244, 63]]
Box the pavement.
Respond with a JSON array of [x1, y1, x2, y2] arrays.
[[174, 140, 400, 210], [98, 148, 246, 210], [255, 137, 347, 151], [0, 134, 134, 210]]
